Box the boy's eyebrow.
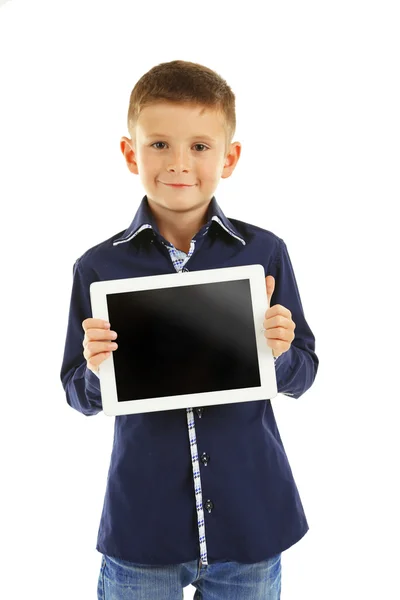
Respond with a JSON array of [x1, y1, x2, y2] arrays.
[[145, 133, 217, 143]]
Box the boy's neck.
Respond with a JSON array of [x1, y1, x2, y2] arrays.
[[158, 221, 204, 254], [149, 200, 210, 254]]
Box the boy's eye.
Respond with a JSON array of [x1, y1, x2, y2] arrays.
[[151, 142, 208, 152]]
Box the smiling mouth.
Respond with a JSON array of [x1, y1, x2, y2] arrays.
[[162, 182, 195, 187]]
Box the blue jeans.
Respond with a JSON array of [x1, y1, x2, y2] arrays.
[[97, 553, 281, 600]]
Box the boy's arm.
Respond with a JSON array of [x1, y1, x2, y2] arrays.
[[268, 238, 319, 399], [60, 258, 103, 416]]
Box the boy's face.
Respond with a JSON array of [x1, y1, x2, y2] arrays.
[[120, 102, 241, 216]]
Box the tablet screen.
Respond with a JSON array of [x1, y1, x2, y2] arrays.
[[106, 279, 261, 403]]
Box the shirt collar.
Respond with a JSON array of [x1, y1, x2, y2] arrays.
[[113, 195, 246, 247]]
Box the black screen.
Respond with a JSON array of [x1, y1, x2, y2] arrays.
[[106, 279, 261, 402]]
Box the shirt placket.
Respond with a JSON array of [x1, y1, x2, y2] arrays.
[[164, 240, 209, 566]]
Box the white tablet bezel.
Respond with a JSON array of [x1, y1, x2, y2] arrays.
[[90, 264, 278, 416]]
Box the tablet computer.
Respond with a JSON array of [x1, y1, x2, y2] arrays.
[[89, 264, 278, 416]]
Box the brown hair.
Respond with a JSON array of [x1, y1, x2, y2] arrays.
[[127, 60, 236, 154]]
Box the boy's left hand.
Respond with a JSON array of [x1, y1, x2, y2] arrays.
[[263, 275, 296, 358]]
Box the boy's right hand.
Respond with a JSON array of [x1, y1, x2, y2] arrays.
[[82, 318, 118, 375]]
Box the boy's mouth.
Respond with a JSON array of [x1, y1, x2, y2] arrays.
[[161, 182, 195, 188]]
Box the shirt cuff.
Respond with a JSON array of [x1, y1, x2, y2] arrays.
[[85, 366, 101, 390]]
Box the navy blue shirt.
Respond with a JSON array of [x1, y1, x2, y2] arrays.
[[60, 195, 318, 565]]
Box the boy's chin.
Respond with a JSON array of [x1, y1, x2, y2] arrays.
[[148, 193, 209, 212]]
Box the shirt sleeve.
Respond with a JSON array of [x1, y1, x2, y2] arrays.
[[60, 258, 103, 416], [268, 237, 319, 398]]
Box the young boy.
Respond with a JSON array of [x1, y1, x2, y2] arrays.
[[60, 60, 318, 600]]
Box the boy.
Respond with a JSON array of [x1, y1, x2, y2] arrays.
[[60, 60, 318, 600]]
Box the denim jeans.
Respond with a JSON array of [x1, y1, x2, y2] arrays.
[[97, 552, 281, 600]]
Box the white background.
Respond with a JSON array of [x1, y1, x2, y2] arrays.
[[0, 0, 399, 598]]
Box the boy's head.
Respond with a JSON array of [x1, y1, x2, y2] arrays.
[[120, 60, 241, 217]]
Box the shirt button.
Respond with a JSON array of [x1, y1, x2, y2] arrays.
[[204, 499, 214, 513], [200, 452, 210, 466], [196, 407, 204, 418]]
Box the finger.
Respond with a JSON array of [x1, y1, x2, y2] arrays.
[[265, 275, 275, 305], [265, 304, 292, 320], [82, 318, 110, 331], [83, 340, 118, 360], [263, 315, 295, 331], [263, 327, 295, 342], [84, 328, 118, 341], [266, 338, 291, 353], [83, 329, 117, 349], [87, 351, 112, 372]]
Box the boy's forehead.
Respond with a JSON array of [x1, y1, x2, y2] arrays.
[[137, 102, 225, 139]]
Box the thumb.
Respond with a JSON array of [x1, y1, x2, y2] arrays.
[[265, 275, 275, 307]]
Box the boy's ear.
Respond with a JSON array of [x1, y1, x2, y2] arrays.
[[221, 142, 241, 180], [120, 137, 138, 174]]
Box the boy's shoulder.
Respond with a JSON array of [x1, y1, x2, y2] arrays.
[[227, 215, 283, 248], [74, 228, 129, 270]]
